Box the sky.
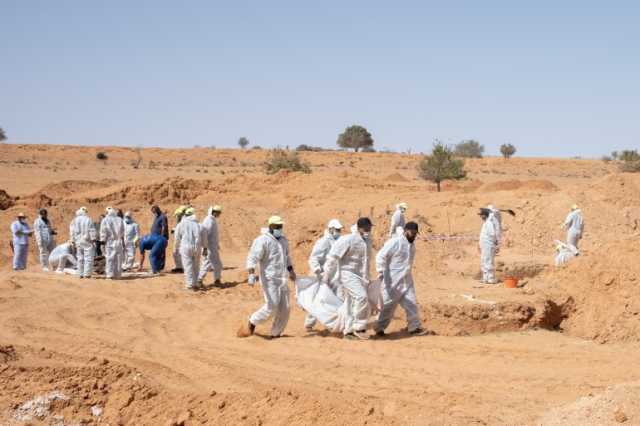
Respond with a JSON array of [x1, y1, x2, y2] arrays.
[[1, 1, 638, 157]]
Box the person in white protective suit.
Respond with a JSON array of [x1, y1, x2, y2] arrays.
[[554, 240, 579, 266], [69, 207, 97, 279], [323, 217, 373, 340], [487, 204, 502, 245], [479, 208, 499, 284], [304, 219, 344, 332], [374, 222, 429, 337], [48, 241, 77, 273], [389, 203, 407, 237], [33, 208, 56, 271], [173, 207, 206, 290], [100, 207, 125, 279], [122, 211, 140, 270], [171, 205, 188, 273], [238, 216, 296, 339], [197, 205, 223, 287], [562, 204, 584, 249]]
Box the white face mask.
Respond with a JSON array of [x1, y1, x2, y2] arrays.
[[361, 232, 370, 240], [331, 230, 341, 240], [272, 229, 283, 239]]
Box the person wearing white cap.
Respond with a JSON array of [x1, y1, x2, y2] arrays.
[[323, 217, 373, 340], [238, 215, 296, 338], [304, 218, 344, 331], [173, 207, 206, 290], [33, 208, 56, 271], [374, 222, 428, 337], [562, 204, 584, 248], [69, 207, 97, 278], [122, 211, 140, 270], [198, 205, 223, 286], [11, 212, 34, 271], [100, 207, 125, 279], [389, 203, 408, 237], [48, 241, 77, 273]]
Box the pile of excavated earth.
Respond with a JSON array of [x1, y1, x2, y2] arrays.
[[1, 144, 639, 425]]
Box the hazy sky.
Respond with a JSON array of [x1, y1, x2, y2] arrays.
[[1, 1, 638, 157]]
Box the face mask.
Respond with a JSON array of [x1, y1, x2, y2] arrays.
[[332, 232, 341, 240], [361, 232, 370, 240], [124, 217, 132, 224], [272, 229, 283, 239]]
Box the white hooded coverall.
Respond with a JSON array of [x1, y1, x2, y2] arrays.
[[389, 209, 406, 237], [305, 231, 340, 328], [555, 243, 579, 266], [69, 210, 97, 278], [247, 231, 293, 337], [48, 243, 77, 272], [374, 234, 422, 333], [123, 219, 140, 270], [100, 210, 125, 279], [34, 215, 55, 270], [174, 215, 205, 289], [198, 214, 222, 282], [479, 217, 499, 283], [323, 230, 371, 334], [564, 209, 584, 248]]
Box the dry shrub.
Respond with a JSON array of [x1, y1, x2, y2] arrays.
[[264, 149, 311, 174]]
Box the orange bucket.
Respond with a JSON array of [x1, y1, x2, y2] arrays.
[[504, 277, 519, 288]]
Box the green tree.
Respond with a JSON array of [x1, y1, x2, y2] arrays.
[[500, 143, 517, 159], [418, 142, 467, 192], [238, 137, 250, 150], [454, 140, 484, 158], [337, 125, 374, 152], [0, 127, 6, 143]]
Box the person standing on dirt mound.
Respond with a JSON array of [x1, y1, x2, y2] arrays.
[[100, 207, 125, 279], [173, 207, 206, 290], [238, 216, 296, 339], [197, 205, 223, 287], [11, 212, 34, 271], [374, 222, 429, 338], [304, 218, 344, 332], [389, 203, 407, 237], [478, 208, 499, 284], [69, 207, 98, 279], [323, 217, 373, 340], [562, 204, 584, 249], [171, 205, 188, 273], [33, 208, 56, 272], [122, 211, 140, 270]]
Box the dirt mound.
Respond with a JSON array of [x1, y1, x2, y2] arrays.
[[540, 382, 640, 425], [481, 179, 558, 192], [0, 189, 15, 210], [584, 173, 640, 208], [540, 241, 640, 343], [384, 173, 409, 182]]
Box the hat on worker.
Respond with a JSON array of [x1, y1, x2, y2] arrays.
[[208, 205, 223, 215], [397, 202, 408, 210], [17, 212, 26, 218], [184, 207, 195, 216], [356, 217, 373, 228], [268, 215, 284, 226], [327, 219, 343, 230], [174, 205, 188, 216], [124, 211, 132, 217], [571, 204, 579, 210], [478, 208, 491, 217], [404, 221, 419, 233]]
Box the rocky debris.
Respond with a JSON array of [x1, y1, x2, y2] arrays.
[[0, 345, 17, 363], [13, 391, 69, 422]]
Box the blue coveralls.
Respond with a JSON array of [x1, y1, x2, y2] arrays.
[[139, 234, 168, 273]]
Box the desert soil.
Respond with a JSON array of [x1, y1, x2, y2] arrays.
[[1, 144, 639, 425]]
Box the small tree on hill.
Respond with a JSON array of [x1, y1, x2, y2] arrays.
[[96, 151, 108, 161], [0, 127, 6, 143], [454, 140, 484, 158], [238, 137, 250, 150], [500, 143, 517, 159], [337, 125, 374, 152], [418, 142, 466, 192], [618, 150, 640, 162]]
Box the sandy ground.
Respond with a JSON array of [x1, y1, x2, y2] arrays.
[[1, 144, 640, 425]]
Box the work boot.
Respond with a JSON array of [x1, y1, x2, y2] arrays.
[[197, 279, 203, 286], [305, 325, 314, 333], [344, 330, 368, 340], [237, 321, 255, 338], [214, 279, 222, 287], [171, 267, 184, 273], [372, 330, 386, 339], [409, 328, 433, 336]]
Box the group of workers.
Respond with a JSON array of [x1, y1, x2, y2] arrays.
[[8, 205, 224, 291], [9, 201, 584, 340]]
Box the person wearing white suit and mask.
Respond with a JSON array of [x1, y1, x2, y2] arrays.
[[563, 204, 584, 249], [238, 216, 296, 339], [374, 222, 428, 337], [100, 207, 125, 279], [198, 205, 223, 286], [33, 208, 56, 271], [304, 219, 343, 331], [122, 212, 140, 270], [69, 207, 97, 279], [173, 207, 206, 290], [478, 208, 499, 284]]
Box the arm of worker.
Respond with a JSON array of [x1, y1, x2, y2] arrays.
[[99, 218, 107, 242], [33, 219, 44, 245], [246, 237, 265, 285], [173, 223, 182, 254], [284, 239, 296, 282], [375, 238, 395, 282], [323, 238, 348, 285], [308, 238, 329, 275]]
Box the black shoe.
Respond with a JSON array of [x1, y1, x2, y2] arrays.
[[410, 328, 434, 336], [171, 268, 184, 273], [248, 321, 256, 335], [373, 330, 386, 339]]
